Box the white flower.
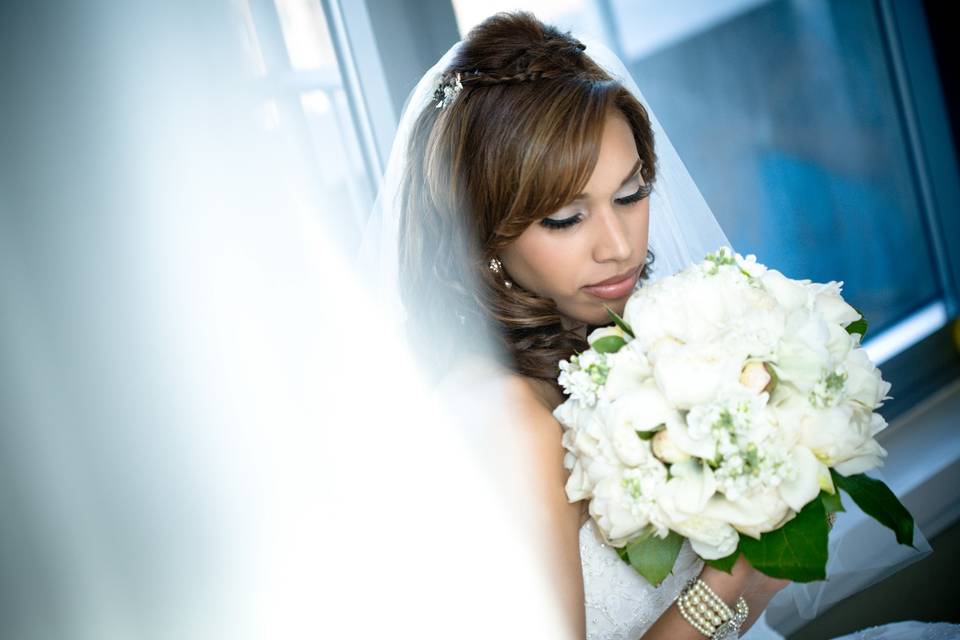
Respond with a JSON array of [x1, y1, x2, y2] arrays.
[[601, 341, 653, 402], [653, 341, 746, 410], [667, 513, 739, 560], [773, 309, 832, 391], [760, 269, 812, 312], [832, 413, 888, 475], [735, 252, 768, 278], [657, 460, 716, 517], [825, 321, 855, 363], [777, 445, 832, 512], [788, 402, 887, 473], [590, 459, 668, 545], [601, 381, 682, 435], [565, 459, 591, 501], [558, 350, 609, 407], [842, 347, 892, 409], [685, 390, 793, 501], [700, 489, 793, 539], [810, 280, 862, 327]]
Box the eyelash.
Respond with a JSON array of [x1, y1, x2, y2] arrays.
[[539, 183, 652, 230]]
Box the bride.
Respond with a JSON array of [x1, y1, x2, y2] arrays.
[[359, 10, 960, 640]]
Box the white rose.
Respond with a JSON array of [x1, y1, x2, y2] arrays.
[[810, 280, 862, 327], [607, 420, 657, 467], [832, 413, 888, 474], [653, 341, 746, 409], [669, 515, 740, 560], [778, 445, 833, 512], [602, 381, 683, 434], [825, 322, 855, 363], [553, 397, 596, 431], [842, 347, 892, 409], [796, 404, 886, 472], [657, 460, 716, 518], [760, 269, 812, 311], [666, 411, 717, 461], [602, 341, 653, 402], [565, 459, 591, 501], [773, 309, 832, 390], [700, 489, 793, 539]]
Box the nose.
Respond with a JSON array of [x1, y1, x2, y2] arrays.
[[591, 205, 633, 263]]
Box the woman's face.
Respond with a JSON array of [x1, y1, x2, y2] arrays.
[[500, 107, 651, 329]]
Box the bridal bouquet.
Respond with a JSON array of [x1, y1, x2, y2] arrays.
[[554, 246, 915, 585]]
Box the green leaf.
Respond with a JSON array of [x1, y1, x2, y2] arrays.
[[615, 545, 630, 563], [705, 549, 740, 574], [832, 470, 915, 547], [593, 335, 627, 354], [846, 306, 868, 339], [603, 304, 635, 339], [821, 489, 845, 514], [625, 529, 684, 586], [739, 497, 828, 582]]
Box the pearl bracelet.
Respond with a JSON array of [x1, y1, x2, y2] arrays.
[[676, 577, 749, 639]]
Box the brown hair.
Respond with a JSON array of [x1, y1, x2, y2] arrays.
[[398, 10, 657, 393]]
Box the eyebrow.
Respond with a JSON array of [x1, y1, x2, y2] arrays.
[[571, 158, 642, 202]]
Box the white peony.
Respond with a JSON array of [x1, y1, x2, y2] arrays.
[[653, 341, 747, 410]]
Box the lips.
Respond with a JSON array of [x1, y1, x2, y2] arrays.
[[586, 266, 641, 288], [582, 265, 642, 300]]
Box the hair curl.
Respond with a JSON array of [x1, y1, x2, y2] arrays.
[[398, 10, 657, 394]]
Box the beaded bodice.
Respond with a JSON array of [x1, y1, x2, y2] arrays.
[[579, 518, 705, 640]]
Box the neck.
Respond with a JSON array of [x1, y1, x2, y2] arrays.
[[560, 315, 589, 341]]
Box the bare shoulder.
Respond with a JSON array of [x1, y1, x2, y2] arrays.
[[501, 372, 565, 416]]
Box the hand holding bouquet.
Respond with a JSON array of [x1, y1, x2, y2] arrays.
[[554, 246, 915, 584]]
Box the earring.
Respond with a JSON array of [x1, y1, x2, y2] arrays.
[[488, 256, 513, 288]]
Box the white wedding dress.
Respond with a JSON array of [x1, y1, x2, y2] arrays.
[[580, 517, 960, 640], [580, 518, 704, 638]]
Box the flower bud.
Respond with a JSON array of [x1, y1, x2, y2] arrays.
[[651, 429, 691, 464], [740, 361, 772, 394]]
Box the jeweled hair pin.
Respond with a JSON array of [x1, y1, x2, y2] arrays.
[[434, 72, 463, 109]]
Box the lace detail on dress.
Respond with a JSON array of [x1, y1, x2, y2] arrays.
[[580, 518, 706, 640]]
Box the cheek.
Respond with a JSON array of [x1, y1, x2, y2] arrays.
[[503, 232, 582, 296]]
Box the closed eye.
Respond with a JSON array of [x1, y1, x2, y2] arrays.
[[615, 182, 652, 206], [539, 183, 652, 231]]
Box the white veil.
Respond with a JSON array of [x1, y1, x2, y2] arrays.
[[355, 34, 732, 330], [352, 28, 930, 633]]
